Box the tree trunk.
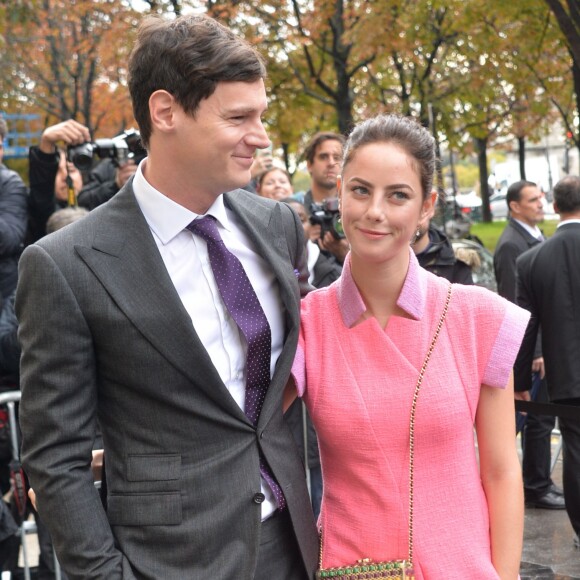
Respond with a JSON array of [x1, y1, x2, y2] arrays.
[[518, 136, 526, 180], [476, 136, 492, 222]]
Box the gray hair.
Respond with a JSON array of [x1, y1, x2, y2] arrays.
[[46, 207, 89, 234]]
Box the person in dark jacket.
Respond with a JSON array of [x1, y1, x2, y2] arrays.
[[27, 120, 89, 243], [494, 180, 564, 510], [413, 221, 474, 284], [0, 117, 28, 300], [283, 198, 343, 288], [77, 157, 137, 210], [0, 207, 86, 579]]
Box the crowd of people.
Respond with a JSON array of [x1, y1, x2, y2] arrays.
[[0, 10, 578, 580]]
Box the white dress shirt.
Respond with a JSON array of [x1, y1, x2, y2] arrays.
[[513, 218, 543, 241], [132, 162, 284, 519]]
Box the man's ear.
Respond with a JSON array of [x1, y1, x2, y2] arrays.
[[149, 90, 177, 134]]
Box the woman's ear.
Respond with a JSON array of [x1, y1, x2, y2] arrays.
[[337, 175, 342, 212], [419, 190, 438, 227]]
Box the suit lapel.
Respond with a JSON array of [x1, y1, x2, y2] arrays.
[[510, 218, 541, 249], [224, 191, 301, 426], [74, 186, 250, 422]]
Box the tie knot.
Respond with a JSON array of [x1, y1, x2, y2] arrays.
[[187, 216, 222, 245]]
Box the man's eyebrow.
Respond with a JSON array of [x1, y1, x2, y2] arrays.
[[224, 105, 268, 115]]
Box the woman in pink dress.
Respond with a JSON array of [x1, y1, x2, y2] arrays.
[[288, 114, 529, 579]]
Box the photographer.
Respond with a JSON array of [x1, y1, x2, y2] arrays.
[[77, 158, 137, 211], [27, 120, 88, 243], [302, 131, 349, 263], [75, 129, 145, 210]]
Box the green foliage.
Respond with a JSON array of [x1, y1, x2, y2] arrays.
[[454, 164, 480, 192], [471, 218, 559, 252]]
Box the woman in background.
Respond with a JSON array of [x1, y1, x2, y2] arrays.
[[256, 166, 293, 200]]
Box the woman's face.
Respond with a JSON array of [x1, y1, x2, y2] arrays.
[[258, 169, 293, 200], [55, 151, 83, 202], [338, 142, 434, 266]]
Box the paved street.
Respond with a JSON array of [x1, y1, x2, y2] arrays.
[[520, 430, 580, 579]]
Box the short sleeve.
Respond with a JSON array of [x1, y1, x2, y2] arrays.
[[482, 299, 530, 388]]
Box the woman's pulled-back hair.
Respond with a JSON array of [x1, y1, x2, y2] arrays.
[[342, 114, 436, 199]]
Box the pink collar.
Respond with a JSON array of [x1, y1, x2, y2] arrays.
[[337, 248, 427, 328]]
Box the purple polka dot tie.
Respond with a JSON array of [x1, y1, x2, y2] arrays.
[[187, 216, 286, 509]]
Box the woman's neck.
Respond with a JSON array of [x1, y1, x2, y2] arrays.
[[349, 250, 410, 328]]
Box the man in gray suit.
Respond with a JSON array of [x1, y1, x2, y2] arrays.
[[16, 15, 318, 580]]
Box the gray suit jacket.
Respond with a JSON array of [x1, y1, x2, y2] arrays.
[[16, 184, 318, 579]]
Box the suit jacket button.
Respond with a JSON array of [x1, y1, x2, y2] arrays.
[[253, 492, 265, 504]]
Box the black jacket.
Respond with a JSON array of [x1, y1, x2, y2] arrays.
[[27, 146, 67, 244], [0, 291, 18, 389], [77, 158, 118, 210], [416, 225, 473, 285], [494, 218, 542, 358], [311, 250, 342, 289], [0, 164, 28, 299], [514, 223, 580, 400], [493, 218, 541, 303]]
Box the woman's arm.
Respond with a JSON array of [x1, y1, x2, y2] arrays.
[[283, 376, 298, 413], [475, 372, 523, 580]]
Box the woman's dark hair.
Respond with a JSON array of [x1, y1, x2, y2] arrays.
[[342, 114, 436, 199]]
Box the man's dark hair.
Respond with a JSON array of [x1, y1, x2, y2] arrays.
[[506, 180, 536, 211], [302, 131, 346, 164], [128, 14, 266, 148], [553, 175, 580, 214]]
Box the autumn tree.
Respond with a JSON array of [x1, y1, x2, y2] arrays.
[[0, 0, 139, 137], [541, 0, 580, 156]]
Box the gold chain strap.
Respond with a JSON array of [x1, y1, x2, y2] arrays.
[[407, 283, 452, 565]]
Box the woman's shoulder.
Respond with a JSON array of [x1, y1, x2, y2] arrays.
[[302, 281, 337, 306], [444, 281, 530, 344]]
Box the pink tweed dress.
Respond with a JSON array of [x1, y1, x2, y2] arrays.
[[292, 249, 530, 579]]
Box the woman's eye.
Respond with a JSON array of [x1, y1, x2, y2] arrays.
[[352, 186, 368, 195], [393, 190, 409, 200]]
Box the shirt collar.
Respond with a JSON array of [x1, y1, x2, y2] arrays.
[[557, 218, 580, 229], [337, 247, 427, 328], [133, 161, 230, 244], [512, 218, 542, 240]]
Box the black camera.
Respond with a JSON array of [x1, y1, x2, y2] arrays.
[[309, 198, 344, 240], [67, 129, 147, 171]]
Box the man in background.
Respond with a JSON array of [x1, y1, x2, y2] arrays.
[[301, 131, 348, 264], [494, 180, 564, 510]]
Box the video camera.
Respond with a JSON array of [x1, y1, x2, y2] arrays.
[[67, 129, 146, 171], [309, 198, 344, 240]]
